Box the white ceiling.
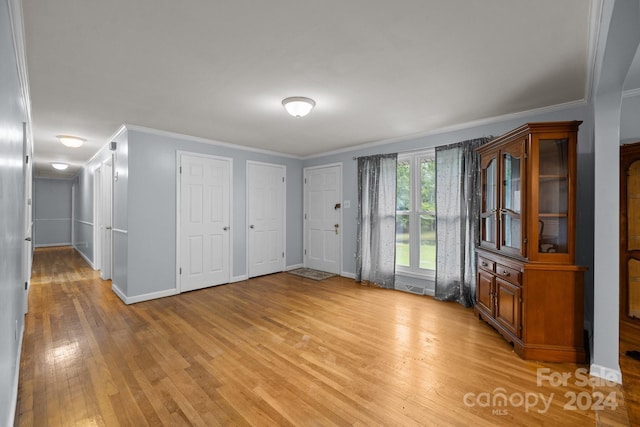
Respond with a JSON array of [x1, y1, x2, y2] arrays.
[[21, 0, 606, 177]]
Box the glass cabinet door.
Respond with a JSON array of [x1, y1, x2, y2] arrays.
[[480, 154, 498, 249], [500, 142, 524, 256], [537, 138, 569, 254]]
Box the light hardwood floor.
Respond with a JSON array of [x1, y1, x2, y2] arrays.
[[14, 247, 632, 426]]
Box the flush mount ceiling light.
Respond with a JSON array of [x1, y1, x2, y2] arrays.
[[51, 162, 69, 170], [282, 96, 315, 118], [57, 135, 86, 148]]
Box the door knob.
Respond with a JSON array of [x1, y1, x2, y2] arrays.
[[25, 237, 31, 242], [223, 226, 229, 231], [249, 225, 255, 229]]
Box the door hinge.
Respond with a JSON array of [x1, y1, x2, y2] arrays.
[[282, 252, 285, 258], [24, 282, 28, 290], [179, 267, 182, 275], [282, 177, 285, 183], [179, 166, 182, 174], [25, 155, 29, 164], [304, 249, 307, 255], [519, 325, 523, 331], [519, 297, 523, 303], [304, 213, 307, 220], [304, 178, 307, 184], [523, 237, 528, 244]]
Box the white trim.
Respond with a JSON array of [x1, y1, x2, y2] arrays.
[[287, 263, 304, 271], [230, 275, 249, 283], [112, 283, 178, 304], [128, 124, 299, 159], [94, 165, 101, 272], [589, 363, 622, 385], [35, 217, 72, 221], [246, 160, 287, 278], [76, 219, 93, 226], [340, 271, 356, 279], [35, 243, 72, 248], [74, 246, 96, 269], [302, 162, 343, 275], [302, 100, 588, 160], [176, 151, 233, 293], [112, 228, 128, 234], [7, 0, 32, 128], [84, 125, 127, 168], [585, 0, 605, 103], [623, 87, 640, 99], [7, 322, 24, 427]]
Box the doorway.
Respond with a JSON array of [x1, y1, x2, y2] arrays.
[[247, 161, 285, 278], [95, 159, 113, 280], [303, 163, 342, 275]]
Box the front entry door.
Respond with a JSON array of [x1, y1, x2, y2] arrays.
[[248, 162, 285, 278], [179, 153, 231, 292], [304, 164, 342, 274]]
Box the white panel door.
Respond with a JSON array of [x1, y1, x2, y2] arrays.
[[180, 154, 231, 292], [304, 164, 341, 274], [248, 162, 285, 277], [100, 161, 113, 280]]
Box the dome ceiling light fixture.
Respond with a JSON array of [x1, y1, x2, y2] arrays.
[[57, 135, 86, 148], [282, 96, 315, 118], [51, 162, 69, 170]]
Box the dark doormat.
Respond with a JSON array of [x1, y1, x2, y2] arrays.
[[287, 268, 336, 281]]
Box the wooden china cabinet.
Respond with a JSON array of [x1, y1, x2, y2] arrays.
[[475, 121, 586, 363]]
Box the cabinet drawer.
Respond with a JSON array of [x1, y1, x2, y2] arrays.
[[496, 263, 521, 285], [478, 256, 495, 272]]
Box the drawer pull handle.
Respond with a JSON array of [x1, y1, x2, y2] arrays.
[[481, 262, 488, 267], [502, 270, 510, 276]]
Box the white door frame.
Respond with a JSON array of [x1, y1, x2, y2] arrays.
[[303, 162, 343, 274], [100, 159, 113, 280], [93, 166, 101, 271], [176, 151, 233, 293], [22, 122, 33, 314], [246, 160, 286, 277]]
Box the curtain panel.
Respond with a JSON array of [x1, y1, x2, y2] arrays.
[[356, 153, 397, 289], [434, 138, 487, 306]]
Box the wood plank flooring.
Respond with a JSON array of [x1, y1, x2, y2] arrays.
[[14, 246, 632, 426]]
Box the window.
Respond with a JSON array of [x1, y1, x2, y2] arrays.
[[396, 151, 436, 276]]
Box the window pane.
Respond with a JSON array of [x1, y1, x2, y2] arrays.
[[396, 159, 410, 211], [419, 214, 436, 270], [395, 214, 410, 267], [420, 158, 435, 213]]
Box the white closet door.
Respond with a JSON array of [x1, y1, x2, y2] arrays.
[[248, 162, 285, 277], [179, 153, 231, 292]]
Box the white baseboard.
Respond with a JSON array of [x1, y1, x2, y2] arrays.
[[73, 246, 96, 270], [8, 322, 25, 427], [589, 363, 622, 385], [112, 283, 178, 304], [35, 242, 72, 248], [230, 275, 249, 283], [340, 271, 356, 279], [286, 264, 304, 271]]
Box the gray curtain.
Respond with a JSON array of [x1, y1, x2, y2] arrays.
[[434, 138, 487, 306], [356, 153, 397, 289]]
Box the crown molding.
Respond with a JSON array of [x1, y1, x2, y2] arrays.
[[303, 99, 588, 160], [8, 0, 32, 130], [623, 87, 640, 99], [123, 124, 301, 160], [585, 0, 605, 103]]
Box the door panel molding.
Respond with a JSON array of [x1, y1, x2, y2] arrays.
[[247, 161, 286, 277], [303, 163, 342, 274], [176, 151, 233, 293]]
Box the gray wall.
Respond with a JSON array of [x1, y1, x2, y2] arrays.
[[0, 0, 27, 424], [34, 178, 72, 247], [303, 105, 594, 306], [73, 165, 94, 263], [622, 92, 640, 144], [122, 129, 303, 299]]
